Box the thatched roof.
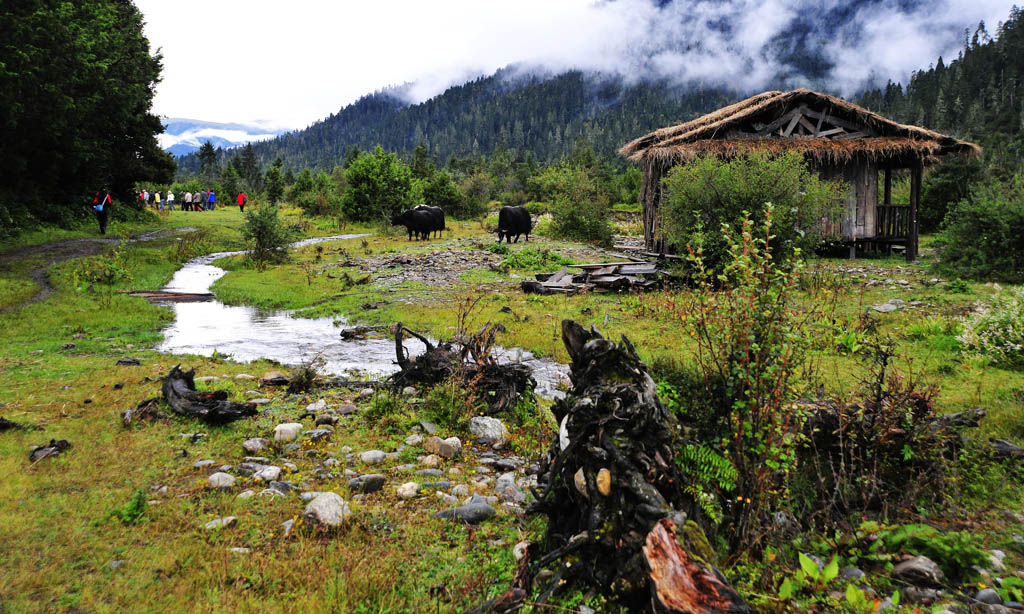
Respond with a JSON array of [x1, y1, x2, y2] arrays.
[[619, 89, 980, 166]]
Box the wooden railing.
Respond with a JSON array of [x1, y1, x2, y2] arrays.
[[876, 204, 910, 240]]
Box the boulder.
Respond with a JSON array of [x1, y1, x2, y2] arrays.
[[207, 472, 236, 489], [303, 492, 350, 527], [349, 474, 386, 494], [424, 436, 461, 459], [433, 502, 497, 524], [397, 482, 421, 499], [273, 423, 303, 443], [204, 516, 237, 530], [262, 370, 289, 386], [893, 556, 944, 587], [468, 416, 509, 442]]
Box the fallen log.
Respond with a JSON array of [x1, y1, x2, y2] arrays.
[[162, 365, 258, 425], [121, 397, 171, 427]]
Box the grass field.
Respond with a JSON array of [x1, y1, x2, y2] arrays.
[[1, 209, 1022, 613]]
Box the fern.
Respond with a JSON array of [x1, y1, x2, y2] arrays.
[[678, 444, 738, 492]]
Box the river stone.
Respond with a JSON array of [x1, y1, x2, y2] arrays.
[[282, 461, 297, 472], [424, 436, 461, 459], [280, 519, 295, 537], [872, 303, 899, 313], [306, 399, 326, 413], [208, 472, 236, 489], [417, 421, 437, 435], [254, 465, 282, 482], [991, 549, 1008, 572], [237, 489, 255, 499], [495, 472, 517, 492], [839, 567, 865, 581], [439, 493, 459, 506], [401, 386, 417, 397], [902, 586, 940, 603], [397, 482, 421, 499], [315, 414, 339, 426], [305, 429, 331, 442], [494, 458, 523, 471], [262, 371, 289, 386], [405, 434, 424, 447], [361, 450, 387, 465], [193, 459, 216, 469], [573, 468, 587, 497], [299, 491, 327, 502], [452, 484, 470, 497], [417, 469, 444, 478], [349, 474, 387, 493], [357, 388, 374, 400], [423, 481, 452, 492], [269, 481, 296, 495], [250, 398, 272, 405], [195, 376, 220, 383], [433, 503, 496, 524], [204, 516, 237, 530], [893, 556, 944, 586], [235, 373, 256, 380], [468, 416, 508, 442], [338, 404, 359, 415], [274, 423, 303, 442], [116, 357, 141, 366], [421, 454, 441, 467], [259, 488, 285, 498], [303, 492, 350, 527], [978, 588, 1004, 605]]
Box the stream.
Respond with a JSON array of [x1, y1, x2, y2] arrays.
[[156, 234, 570, 399]]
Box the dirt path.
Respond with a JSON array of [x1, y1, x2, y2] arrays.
[[0, 229, 185, 313]]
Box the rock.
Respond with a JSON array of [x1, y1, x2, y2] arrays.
[[204, 516, 237, 530], [193, 459, 215, 469], [902, 586, 940, 603], [596, 468, 611, 496], [494, 458, 523, 471], [234, 374, 256, 381], [349, 474, 387, 494], [338, 404, 359, 415], [282, 462, 297, 472], [306, 399, 327, 413], [262, 370, 289, 386], [893, 556, 944, 586], [269, 481, 296, 495], [236, 489, 255, 499], [195, 376, 220, 383], [405, 434, 424, 447], [253, 466, 282, 482], [773, 510, 801, 535], [116, 357, 141, 366], [273, 423, 303, 442], [303, 492, 351, 527], [871, 303, 899, 313], [468, 416, 509, 442], [978, 588, 1004, 605], [1006, 601, 1024, 611], [299, 491, 327, 502], [495, 472, 517, 492], [839, 567, 865, 581], [421, 454, 441, 467], [514, 541, 530, 561], [573, 468, 587, 497], [108, 559, 125, 570], [423, 481, 452, 492], [452, 485, 470, 497], [250, 398, 272, 405], [304, 429, 331, 442], [397, 482, 420, 499], [208, 472, 236, 489], [280, 519, 295, 537], [419, 421, 438, 435], [361, 450, 387, 465], [424, 436, 462, 459], [357, 388, 374, 400], [228, 547, 250, 554], [417, 469, 444, 477], [991, 549, 1008, 572], [259, 488, 285, 498], [402, 386, 417, 397], [439, 493, 459, 506], [315, 414, 339, 426], [497, 486, 527, 504], [432, 503, 497, 524]]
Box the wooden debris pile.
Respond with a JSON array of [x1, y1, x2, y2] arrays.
[[390, 322, 535, 416], [471, 320, 747, 613], [521, 261, 672, 295]]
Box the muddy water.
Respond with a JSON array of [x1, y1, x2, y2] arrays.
[[157, 234, 569, 398]]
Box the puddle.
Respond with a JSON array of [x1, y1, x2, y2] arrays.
[[157, 234, 569, 398]]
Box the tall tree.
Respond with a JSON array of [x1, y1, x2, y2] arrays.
[[0, 0, 173, 232], [341, 146, 412, 221], [198, 142, 218, 182]]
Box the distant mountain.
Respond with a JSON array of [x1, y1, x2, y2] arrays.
[[160, 118, 287, 156]]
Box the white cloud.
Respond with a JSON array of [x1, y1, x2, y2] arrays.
[[135, 0, 1017, 129]]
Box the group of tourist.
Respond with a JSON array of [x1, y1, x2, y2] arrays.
[[140, 189, 217, 211]]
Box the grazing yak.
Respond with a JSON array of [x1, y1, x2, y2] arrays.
[[496, 205, 532, 243], [414, 204, 446, 238], [391, 208, 435, 240]]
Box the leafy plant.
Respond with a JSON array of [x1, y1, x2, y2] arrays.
[[528, 164, 613, 246], [242, 203, 294, 270], [498, 247, 574, 272], [958, 286, 1024, 368], [111, 489, 148, 525], [937, 174, 1024, 283], [880, 523, 989, 584]]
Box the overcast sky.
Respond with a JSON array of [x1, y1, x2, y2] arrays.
[[135, 0, 1018, 130]]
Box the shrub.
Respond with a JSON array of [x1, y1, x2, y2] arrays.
[[529, 165, 613, 247], [242, 203, 294, 270], [341, 146, 413, 222], [958, 286, 1024, 368], [495, 247, 574, 272], [661, 150, 842, 275], [936, 175, 1024, 283]]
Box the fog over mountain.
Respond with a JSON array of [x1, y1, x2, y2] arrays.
[[160, 119, 287, 156]]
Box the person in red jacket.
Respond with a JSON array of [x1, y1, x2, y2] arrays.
[[237, 192, 247, 213], [92, 188, 112, 234]]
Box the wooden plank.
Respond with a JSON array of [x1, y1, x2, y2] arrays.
[[814, 127, 846, 138], [781, 113, 802, 137], [797, 115, 817, 134], [546, 267, 571, 286], [568, 262, 636, 269], [591, 266, 619, 276], [802, 108, 877, 135], [617, 264, 659, 275], [756, 107, 803, 136]]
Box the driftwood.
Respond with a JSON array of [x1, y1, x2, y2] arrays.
[[390, 322, 535, 416], [522, 261, 671, 295], [126, 290, 214, 302], [471, 320, 746, 612], [161, 365, 258, 425], [121, 397, 171, 427]]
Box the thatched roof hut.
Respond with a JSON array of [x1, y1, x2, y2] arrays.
[[620, 89, 980, 261]]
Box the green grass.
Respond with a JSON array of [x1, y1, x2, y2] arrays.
[[2, 214, 1024, 612]]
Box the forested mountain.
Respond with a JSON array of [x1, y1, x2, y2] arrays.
[[857, 7, 1024, 169], [176, 71, 735, 174]]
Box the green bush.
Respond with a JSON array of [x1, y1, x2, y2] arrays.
[[529, 165, 613, 247], [242, 203, 294, 270], [341, 146, 413, 222], [936, 175, 1024, 283], [958, 286, 1024, 368], [880, 523, 989, 584], [496, 247, 574, 272], [660, 150, 842, 274]]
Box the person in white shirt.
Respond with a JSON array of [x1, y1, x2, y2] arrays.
[[167, 191, 175, 211]]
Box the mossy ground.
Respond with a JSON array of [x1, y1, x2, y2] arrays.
[[1, 210, 1023, 612]]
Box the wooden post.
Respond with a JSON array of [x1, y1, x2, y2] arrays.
[[908, 162, 922, 262], [884, 168, 892, 205]]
